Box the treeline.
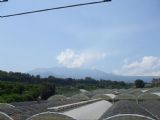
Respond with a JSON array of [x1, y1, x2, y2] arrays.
[[0, 81, 55, 103], [152, 78, 160, 87], [0, 70, 130, 103], [0, 70, 129, 89]]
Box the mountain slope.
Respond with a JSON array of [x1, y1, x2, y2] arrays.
[[29, 67, 154, 82]]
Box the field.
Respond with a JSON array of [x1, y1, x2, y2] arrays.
[[0, 88, 160, 120]]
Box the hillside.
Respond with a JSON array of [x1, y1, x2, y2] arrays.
[[29, 67, 154, 82]]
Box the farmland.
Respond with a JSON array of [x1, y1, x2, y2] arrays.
[[0, 87, 160, 120]]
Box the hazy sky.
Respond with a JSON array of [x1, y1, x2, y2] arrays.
[[0, 0, 160, 76]]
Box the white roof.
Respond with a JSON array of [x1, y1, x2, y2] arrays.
[[104, 94, 116, 99], [63, 100, 112, 120], [80, 89, 88, 93], [48, 98, 101, 110], [141, 90, 149, 93], [152, 92, 160, 97]]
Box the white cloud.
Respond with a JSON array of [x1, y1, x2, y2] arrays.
[[56, 49, 106, 68], [114, 56, 160, 76]]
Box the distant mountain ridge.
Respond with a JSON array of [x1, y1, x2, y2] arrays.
[[29, 67, 155, 82]]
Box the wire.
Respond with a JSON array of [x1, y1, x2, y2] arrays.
[[0, 0, 111, 18], [0, 0, 8, 2]]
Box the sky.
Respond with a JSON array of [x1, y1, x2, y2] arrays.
[[0, 0, 160, 76]]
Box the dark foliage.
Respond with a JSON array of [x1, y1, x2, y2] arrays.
[[135, 79, 145, 88], [40, 83, 56, 100], [152, 78, 160, 87], [0, 70, 131, 102], [0, 70, 129, 89], [0, 81, 56, 103]]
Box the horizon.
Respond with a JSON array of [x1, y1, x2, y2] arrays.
[[0, 0, 160, 77], [1, 67, 159, 78]]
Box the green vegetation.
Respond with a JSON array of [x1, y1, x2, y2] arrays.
[[135, 79, 145, 88], [152, 78, 160, 87], [0, 70, 130, 89], [0, 81, 55, 103], [0, 70, 132, 103]]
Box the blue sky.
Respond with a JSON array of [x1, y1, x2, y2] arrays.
[[0, 0, 160, 76]]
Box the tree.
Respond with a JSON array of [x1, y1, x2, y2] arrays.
[[12, 83, 25, 94], [135, 79, 145, 88], [40, 83, 56, 100], [152, 78, 160, 87]]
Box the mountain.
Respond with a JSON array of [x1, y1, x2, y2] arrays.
[[29, 67, 110, 79], [29, 67, 154, 82]]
